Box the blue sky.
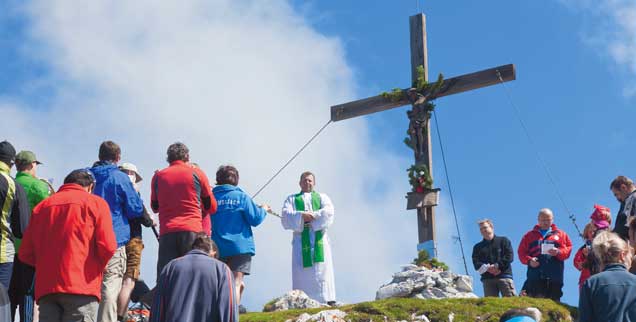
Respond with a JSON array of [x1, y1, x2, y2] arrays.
[[1, 0, 635, 310]]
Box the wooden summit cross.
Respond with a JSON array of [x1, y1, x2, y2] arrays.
[[330, 13, 515, 258]]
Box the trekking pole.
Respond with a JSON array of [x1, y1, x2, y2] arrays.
[[151, 226, 159, 240]]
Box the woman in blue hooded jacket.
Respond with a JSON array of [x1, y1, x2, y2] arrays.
[[211, 165, 270, 306]]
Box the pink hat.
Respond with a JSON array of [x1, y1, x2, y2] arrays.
[[590, 204, 611, 229]]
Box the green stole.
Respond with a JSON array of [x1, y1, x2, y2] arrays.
[[294, 191, 324, 268]]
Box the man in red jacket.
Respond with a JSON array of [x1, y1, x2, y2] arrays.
[[517, 208, 572, 301], [19, 169, 117, 322], [151, 142, 217, 279]]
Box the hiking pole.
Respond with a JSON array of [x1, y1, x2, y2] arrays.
[[151, 226, 159, 240]]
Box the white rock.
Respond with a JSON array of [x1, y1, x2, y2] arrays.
[[264, 290, 324, 312], [375, 266, 478, 300], [392, 270, 428, 283], [454, 276, 473, 293], [435, 277, 452, 289], [401, 264, 419, 271], [411, 313, 431, 322], [293, 309, 347, 322], [419, 287, 447, 299], [376, 280, 415, 300], [442, 286, 458, 294], [454, 292, 479, 299]]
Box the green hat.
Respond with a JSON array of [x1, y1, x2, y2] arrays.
[[15, 151, 42, 165]]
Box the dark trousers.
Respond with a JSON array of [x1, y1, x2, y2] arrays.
[[0, 262, 14, 289], [9, 256, 35, 322], [156, 231, 198, 282], [525, 278, 563, 302]]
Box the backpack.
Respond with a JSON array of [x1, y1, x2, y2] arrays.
[[126, 302, 150, 322]]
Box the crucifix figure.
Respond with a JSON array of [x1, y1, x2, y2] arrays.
[[330, 13, 516, 258]]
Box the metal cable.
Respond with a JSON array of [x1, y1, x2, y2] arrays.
[[495, 71, 583, 238], [432, 110, 470, 275], [251, 120, 332, 199]]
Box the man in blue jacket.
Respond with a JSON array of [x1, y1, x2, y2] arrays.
[[90, 141, 144, 322], [212, 165, 270, 308]]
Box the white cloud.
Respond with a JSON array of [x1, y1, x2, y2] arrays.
[[1, 0, 470, 310], [560, 0, 636, 96]]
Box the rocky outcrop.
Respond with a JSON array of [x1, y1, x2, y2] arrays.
[[376, 265, 478, 300], [263, 290, 327, 312], [285, 309, 347, 322]]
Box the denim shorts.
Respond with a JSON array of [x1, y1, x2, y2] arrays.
[[221, 254, 252, 275]]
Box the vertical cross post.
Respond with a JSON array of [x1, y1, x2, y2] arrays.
[[409, 13, 437, 258]]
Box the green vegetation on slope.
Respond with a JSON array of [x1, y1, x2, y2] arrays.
[[242, 297, 577, 322]]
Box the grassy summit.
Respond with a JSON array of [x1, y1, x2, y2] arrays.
[[242, 297, 576, 322]]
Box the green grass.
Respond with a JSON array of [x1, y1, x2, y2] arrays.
[[241, 297, 577, 322]]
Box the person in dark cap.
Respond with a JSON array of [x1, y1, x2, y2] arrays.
[[0, 141, 29, 291], [10, 150, 53, 322]]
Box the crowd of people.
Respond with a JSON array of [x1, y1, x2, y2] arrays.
[[0, 140, 337, 322], [6, 136, 636, 321], [472, 176, 636, 321]]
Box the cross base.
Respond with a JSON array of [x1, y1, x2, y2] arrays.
[[417, 240, 437, 259]]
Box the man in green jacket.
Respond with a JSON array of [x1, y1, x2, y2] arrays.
[[14, 151, 52, 233], [10, 150, 52, 322]]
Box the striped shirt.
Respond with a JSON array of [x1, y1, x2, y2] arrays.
[[0, 162, 29, 263]]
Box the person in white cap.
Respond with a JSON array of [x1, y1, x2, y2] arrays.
[[116, 162, 155, 321]]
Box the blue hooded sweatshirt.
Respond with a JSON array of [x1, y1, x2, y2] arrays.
[[91, 162, 144, 247], [212, 185, 267, 258]]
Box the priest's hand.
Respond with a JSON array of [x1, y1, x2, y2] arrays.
[[261, 204, 272, 213], [302, 211, 315, 223]]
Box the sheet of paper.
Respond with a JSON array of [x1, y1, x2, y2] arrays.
[[541, 243, 555, 255], [477, 263, 490, 274]]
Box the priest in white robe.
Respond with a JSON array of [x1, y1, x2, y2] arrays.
[[281, 171, 336, 304]]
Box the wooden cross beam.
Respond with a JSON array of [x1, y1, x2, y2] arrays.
[[331, 64, 516, 122], [330, 13, 516, 258]]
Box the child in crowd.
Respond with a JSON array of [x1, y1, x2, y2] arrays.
[[573, 223, 596, 289]]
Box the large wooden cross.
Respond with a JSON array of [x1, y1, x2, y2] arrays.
[[331, 13, 515, 258]]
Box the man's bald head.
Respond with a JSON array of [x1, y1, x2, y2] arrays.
[[538, 208, 554, 229]]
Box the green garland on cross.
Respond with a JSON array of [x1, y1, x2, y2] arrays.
[[380, 65, 444, 103], [407, 163, 432, 192], [380, 65, 442, 193]]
